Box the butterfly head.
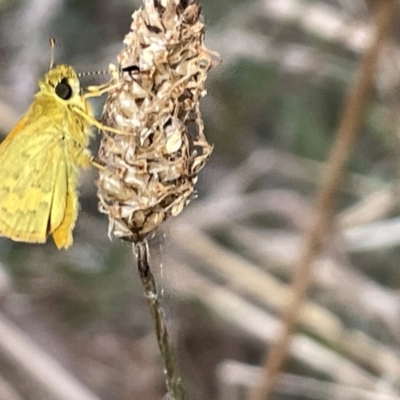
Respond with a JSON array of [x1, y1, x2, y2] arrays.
[[39, 64, 82, 103]]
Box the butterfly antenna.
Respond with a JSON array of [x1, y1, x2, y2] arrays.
[[49, 37, 56, 69], [77, 70, 109, 77]]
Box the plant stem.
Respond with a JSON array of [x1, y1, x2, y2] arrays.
[[134, 240, 187, 400]]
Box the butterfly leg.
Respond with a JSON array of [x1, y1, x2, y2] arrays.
[[75, 148, 106, 171], [84, 82, 121, 98], [71, 106, 124, 135], [91, 157, 105, 170]]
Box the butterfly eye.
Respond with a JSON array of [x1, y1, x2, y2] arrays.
[[55, 79, 73, 100]]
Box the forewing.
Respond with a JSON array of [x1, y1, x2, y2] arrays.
[[0, 114, 63, 243]]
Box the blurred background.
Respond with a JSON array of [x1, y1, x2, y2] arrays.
[[0, 0, 400, 399]]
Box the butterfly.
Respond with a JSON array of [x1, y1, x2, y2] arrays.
[[0, 64, 114, 249]]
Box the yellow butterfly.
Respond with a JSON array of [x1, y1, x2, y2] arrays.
[[0, 64, 112, 249]]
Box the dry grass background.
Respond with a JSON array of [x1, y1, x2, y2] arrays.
[[0, 0, 400, 399]]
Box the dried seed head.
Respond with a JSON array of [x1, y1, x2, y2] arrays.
[[97, 0, 219, 243]]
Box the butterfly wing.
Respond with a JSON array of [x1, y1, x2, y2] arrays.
[[0, 108, 67, 244]]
